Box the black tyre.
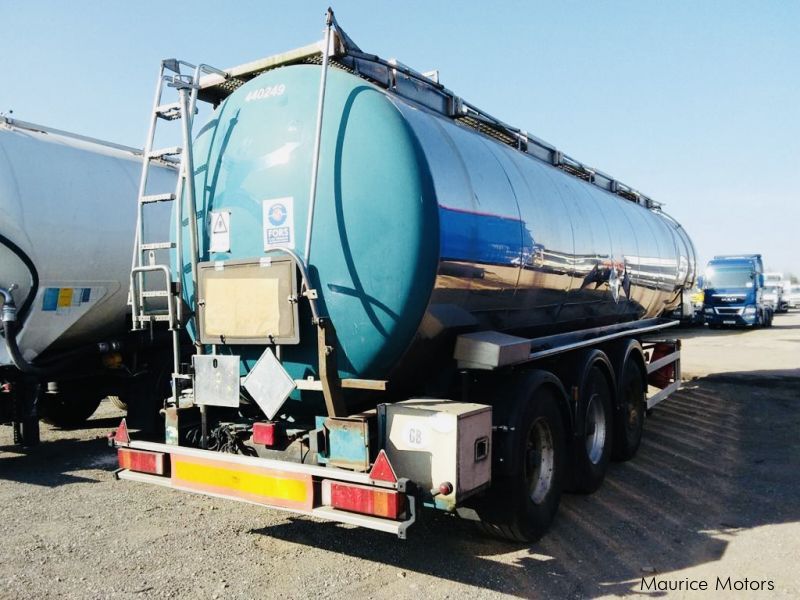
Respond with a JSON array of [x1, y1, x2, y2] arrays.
[[107, 395, 128, 411], [611, 358, 645, 461], [16, 416, 40, 447], [570, 366, 614, 493], [41, 391, 103, 428], [474, 385, 566, 543]]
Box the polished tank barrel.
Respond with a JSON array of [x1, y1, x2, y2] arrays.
[[185, 65, 695, 389]]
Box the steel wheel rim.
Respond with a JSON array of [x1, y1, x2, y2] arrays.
[[585, 392, 607, 464], [527, 417, 555, 504]]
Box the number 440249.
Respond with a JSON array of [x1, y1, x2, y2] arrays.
[[245, 84, 286, 102]]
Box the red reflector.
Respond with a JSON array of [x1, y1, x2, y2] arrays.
[[369, 450, 398, 483], [118, 448, 168, 476], [114, 418, 130, 444], [252, 422, 278, 446], [325, 481, 405, 519]]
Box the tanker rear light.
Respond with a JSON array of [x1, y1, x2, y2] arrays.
[[252, 421, 284, 447], [118, 447, 169, 476], [321, 480, 405, 520]]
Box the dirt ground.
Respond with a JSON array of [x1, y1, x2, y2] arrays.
[[1, 313, 799, 599]]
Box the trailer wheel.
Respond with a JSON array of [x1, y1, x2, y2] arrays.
[[107, 395, 128, 411], [474, 383, 566, 543], [41, 391, 103, 428], [611, 358, 645, 461], [570, 366, 614, 493], [16, 416, 40, 446]]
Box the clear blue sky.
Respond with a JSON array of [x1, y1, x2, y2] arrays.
[[2, 1, 798, 276]]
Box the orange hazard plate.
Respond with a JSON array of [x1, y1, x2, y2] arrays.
[[171, 455, 313, 511]]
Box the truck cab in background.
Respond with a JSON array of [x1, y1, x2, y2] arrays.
[[702, 255, 773, 328], [764, 272, 788, 312], [784, 284, 800, 309]]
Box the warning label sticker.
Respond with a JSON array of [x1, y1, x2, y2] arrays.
[[58, 288, 74, 308], [209, 210, 231, 253], [41, 287, 94, 312], [263, 197, 294, 251]]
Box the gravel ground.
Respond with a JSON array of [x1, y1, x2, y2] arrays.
[[1, 312, 798, 599]]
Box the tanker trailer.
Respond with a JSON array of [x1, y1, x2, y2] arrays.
[[111, 11, 694, 541], [0, 117, 176, 445]]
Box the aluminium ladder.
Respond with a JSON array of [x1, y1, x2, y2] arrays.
[[129, 59, 227, 405]]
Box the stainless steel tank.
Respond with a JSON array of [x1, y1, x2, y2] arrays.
[[185, 63, 696, 391]]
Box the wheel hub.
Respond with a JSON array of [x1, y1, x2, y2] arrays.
[[527, 417, 555, 504], [585, 392, 607, 464]]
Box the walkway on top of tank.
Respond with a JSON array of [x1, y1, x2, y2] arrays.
[[193, 10, 661, 213]]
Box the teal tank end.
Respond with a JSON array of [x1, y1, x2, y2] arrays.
[[179, 65, 440, 384]]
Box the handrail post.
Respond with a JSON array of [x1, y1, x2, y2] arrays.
[[303, 8, 334, 264], [175, 82, 203, 353]]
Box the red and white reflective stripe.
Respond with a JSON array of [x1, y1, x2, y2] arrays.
[[321, 480, 405, 520], [118, 447, 168, 476]]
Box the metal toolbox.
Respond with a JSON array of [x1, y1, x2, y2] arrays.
[[378, 400, 492, 511]]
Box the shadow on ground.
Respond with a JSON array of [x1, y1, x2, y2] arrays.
[[51, 416, 123, 432], [0, 415, 118, 487], [252, 372, 800, 598], [1, 373, 797, 597]]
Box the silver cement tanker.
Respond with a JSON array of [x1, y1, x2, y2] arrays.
[[0, 118, 175, 442]]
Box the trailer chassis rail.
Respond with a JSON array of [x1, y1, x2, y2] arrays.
[[454, 318, 679, 370]]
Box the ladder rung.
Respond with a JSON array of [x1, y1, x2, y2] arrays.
[[148, 146, 182, 159], [141, 290, 171, 298], [137, 314, 173, 322], [140, 193, 175, 204], [140, 242, 175, 251], [155, 103, 182, 120]]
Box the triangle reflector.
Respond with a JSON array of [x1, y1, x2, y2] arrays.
[[115, 418, 130, 445], [369, 449, 397, 483]]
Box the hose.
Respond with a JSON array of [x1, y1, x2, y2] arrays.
[[1, 286, 99, 377], [0, 233, 38, 323], [1, 288, 47, 376]]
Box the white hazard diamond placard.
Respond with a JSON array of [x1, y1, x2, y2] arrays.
[[242, 347, 296, 420]]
